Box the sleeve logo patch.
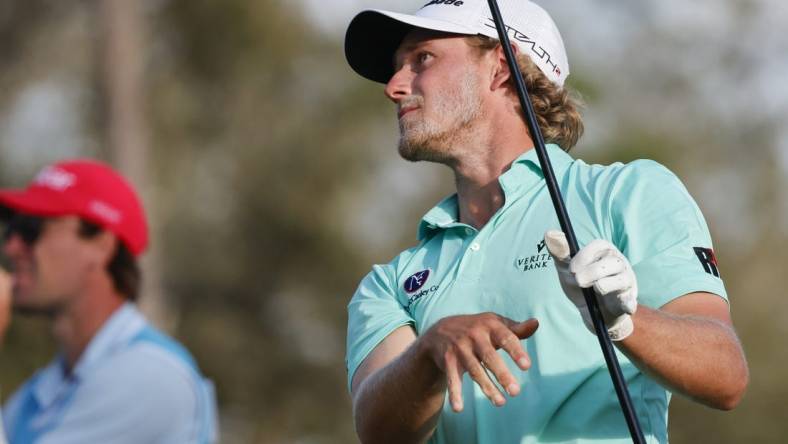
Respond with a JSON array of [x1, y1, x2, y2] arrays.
[[693, 247, 720, 277], [404, 270, 431, 294]]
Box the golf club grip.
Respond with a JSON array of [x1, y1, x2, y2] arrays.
[[485, 1, 646, 443]]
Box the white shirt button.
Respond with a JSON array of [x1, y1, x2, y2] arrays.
[[465, 228, 473, 236], [470, 242, 481, 251]]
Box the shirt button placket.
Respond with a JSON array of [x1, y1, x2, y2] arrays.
[[456, 228, 483, 283]]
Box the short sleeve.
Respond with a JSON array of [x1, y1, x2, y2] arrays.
[[346, 263, 415, 391], [609, 160, 727, 308]]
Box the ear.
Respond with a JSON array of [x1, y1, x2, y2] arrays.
[[490, 43, 520, 92], [87, 231, 118, 269]]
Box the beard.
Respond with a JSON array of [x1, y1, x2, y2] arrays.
[[397, 69, 483, 164]]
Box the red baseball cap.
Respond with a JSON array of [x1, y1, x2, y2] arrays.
[[0, 159, 148, 256]]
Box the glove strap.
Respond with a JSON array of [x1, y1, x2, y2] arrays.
[[608, 315, 634, 341]]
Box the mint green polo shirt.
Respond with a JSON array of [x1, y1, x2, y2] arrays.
[[346, 144, 727, 444]]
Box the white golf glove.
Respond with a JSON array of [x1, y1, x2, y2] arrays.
[[544, 230, 638, 341]]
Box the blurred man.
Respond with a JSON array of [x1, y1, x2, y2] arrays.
[[0, 159, 217, 443], [343, 1, 748, 443]]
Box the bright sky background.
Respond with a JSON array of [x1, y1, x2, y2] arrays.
[[2, 0, 786, 244], [296, 0, 788, 243], [298, 0, 788, 122]]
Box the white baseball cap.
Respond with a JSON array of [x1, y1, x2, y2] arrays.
[[345, 0, 569, 86]]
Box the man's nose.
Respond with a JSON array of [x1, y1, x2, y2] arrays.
[[384, 67, 413, 104]]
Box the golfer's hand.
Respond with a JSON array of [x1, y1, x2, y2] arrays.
[[420, 313, 538, 412], [544, 230, 638, 341]]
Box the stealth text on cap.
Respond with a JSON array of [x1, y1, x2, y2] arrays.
[[423, 0, 464, 7], [483, 20, 562, 77]]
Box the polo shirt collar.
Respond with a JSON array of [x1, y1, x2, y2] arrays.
[[505, 143, 573, 190], [417, 144, 573, 240], [31, 302, 147, 408], [417, 194, 461, 241]]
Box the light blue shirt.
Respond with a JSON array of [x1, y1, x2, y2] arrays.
[[347, 145, 727, 444], [0, 406, 6, 444], [3, 303, 218, 444]]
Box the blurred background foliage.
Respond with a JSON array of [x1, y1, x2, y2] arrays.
[[0, 0, 786, 442]]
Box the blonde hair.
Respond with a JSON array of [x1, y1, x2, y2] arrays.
[[466, 36, 584, 151]]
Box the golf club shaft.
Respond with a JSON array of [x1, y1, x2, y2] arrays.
[[485, 1, 646, 442]]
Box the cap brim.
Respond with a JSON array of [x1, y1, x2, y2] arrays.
[[345, 9, 478, 84], [0, 189, 73, 219]]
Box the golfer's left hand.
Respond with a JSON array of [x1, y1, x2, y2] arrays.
[[544, 230, 638, 341]]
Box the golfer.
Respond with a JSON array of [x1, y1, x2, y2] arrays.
[[0, 159, 217, 443], [343, 1, 748, 443]]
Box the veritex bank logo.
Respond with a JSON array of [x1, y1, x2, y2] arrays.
[[514, 239, 553, 272], [404, 269, 440, 307]]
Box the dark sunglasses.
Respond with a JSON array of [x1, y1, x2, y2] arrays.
[[3, 214, 45, 245]]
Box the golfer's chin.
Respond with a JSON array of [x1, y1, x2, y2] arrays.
[[398, 135, 452, 164]]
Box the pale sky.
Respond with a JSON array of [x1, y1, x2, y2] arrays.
[[2, 0, 785, 244], [296, 0, 788, 245]]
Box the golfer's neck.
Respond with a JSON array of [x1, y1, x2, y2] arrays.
[[451, 149, 509, 228], [452, 117, 533, 229], [455, 177, 505, 229]]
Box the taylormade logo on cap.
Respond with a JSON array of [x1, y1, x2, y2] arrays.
[[345, 0, 569, 86], [34, 167, 77, 192], [423, 0, 465, 6]]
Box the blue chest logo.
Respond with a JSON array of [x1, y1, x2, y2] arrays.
[[404, 269, 430, 293]]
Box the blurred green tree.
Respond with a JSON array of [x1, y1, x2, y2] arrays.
[[0, 1, 786, 443]]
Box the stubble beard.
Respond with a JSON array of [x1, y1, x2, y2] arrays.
[[397, 69, 483, 164], [10, 266, 66, 317]]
